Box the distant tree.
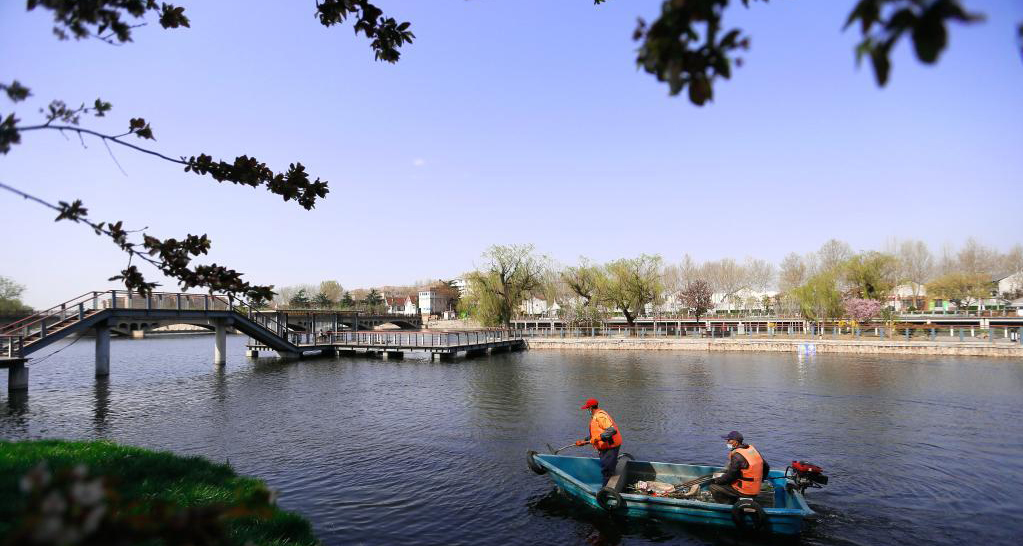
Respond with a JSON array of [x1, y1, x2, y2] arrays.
[[363, 289, 384, 310], [843, 251, 898, 300], [778, 252, 808, 292], [340, 291, 355, 309], [679, 280, 713, 321], [926, 272, 991, 309], [463, 244, 546, 327], [318, 280, 343, 303], [816, 239, 854, 274], [0, 275, 32, 314], [599, 255, 663, 327], [313, 293, 333, 309], [561, 259, 606, 308], [288, 289, 311, 309], [843, 297, 882, 322], [793, 271, 845, 324]]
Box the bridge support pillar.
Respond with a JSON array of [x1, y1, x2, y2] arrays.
[[382, 351, 403, 360], [433, 352, 455, 362], [214, 319, 227, 366], [8, 363, 28, 391], [95, 322, 110, 377], [245, 349, 259, 358]]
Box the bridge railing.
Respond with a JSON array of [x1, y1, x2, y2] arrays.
[[519, 324, 1023, 345], [0, 335, 24, 358]]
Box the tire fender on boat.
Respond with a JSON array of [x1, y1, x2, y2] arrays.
[[731, 498, 768, 532], [526, 450, 547, 475], [596, 487, 625, 512]]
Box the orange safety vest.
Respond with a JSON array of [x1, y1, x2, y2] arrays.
[[588, 409, 622, 450], [729, 444, 764, 496]]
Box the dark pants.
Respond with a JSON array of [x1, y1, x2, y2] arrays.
[[708, 483, 743, 504], [598, 446, 621, 487]]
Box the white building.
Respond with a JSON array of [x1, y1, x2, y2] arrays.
[[419, 284, 456, 317], [385, 295, 417, 316], [519, 296, 561, 317], [996, 271, 1023, 297]]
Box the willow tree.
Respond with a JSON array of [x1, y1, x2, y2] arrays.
[[463, 245, 547, 327], [792, 271, 845, 326], [843, 251, 898, 301], [599, 255, 663, 327]]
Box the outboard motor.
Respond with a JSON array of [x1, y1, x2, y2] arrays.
[[785, 460, 829, 494]]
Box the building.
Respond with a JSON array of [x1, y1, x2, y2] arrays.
[[384, 294, 417, 316], [519, 295, 561, 317], [418, 283, 458, 317], [996, 271, 1023, 297]]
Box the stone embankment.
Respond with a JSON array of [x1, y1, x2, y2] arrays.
[[526, 337, 1023, 358]]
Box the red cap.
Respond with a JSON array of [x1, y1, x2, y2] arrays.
[[580, 398, 598, 409]]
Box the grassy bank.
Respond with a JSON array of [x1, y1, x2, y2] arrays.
[[0, 440, 317, 545]]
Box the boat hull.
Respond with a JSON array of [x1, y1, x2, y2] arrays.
[[533, 454, 814, 535]]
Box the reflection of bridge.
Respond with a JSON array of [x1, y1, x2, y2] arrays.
[[0, 291, 518, 392]]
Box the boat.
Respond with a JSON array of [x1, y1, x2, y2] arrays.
[[526, 451, 826, 535]]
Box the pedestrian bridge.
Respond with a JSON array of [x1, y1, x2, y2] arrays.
[[0, 290, 522, 392]]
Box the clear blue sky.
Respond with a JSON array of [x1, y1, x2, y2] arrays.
[[2, 1, 1021, 307]]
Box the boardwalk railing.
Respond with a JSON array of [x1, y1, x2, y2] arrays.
[[277, 329, 523, 347]]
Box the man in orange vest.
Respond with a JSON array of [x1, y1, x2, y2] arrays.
[[707, 431, 770, 504], [574, 398, 623, 487]]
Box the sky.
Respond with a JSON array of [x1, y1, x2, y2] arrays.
[[1, 0, 1021, 308]]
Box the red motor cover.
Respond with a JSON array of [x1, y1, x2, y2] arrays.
[[791, 460, 823, 473]]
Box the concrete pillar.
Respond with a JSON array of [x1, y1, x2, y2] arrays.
[[8, 363, 28, 391], [130, 329, 145, 339], [382, 351, 403, 360], [95, 322, 110, 377], [214, 319, 227, 366], [245, 349, 259, 358]]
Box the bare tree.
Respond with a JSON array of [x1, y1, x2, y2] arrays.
[[815, 239, 853, 273], [778, 252, 808, 292], [896, 240, 933, 297]]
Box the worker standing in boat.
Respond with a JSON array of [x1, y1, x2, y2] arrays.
[[574, 398, 623, 487], [707, 431, 770, 504]]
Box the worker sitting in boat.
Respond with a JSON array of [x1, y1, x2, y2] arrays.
[[574, 398, 622, 487], [707, 431, 769, 504]]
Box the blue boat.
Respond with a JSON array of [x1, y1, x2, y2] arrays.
[[527, 452, 822, 535]]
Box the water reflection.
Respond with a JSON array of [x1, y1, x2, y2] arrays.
[[1, 336, 1021, 546], [93, 377, 109, 434]]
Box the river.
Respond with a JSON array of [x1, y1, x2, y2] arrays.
[[2, 335, 1021, 545]]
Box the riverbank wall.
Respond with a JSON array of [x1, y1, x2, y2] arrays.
[[526, 337, 1023, 358]]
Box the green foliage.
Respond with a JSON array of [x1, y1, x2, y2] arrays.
[[313, 292, 333, 308], [340, 291, 355, 308], [288, 289, 311, 308], [0, 439, 316, 546], [463, 244, 546, 326], [842, 251, 897, 300], [792, 270, 845, 321], [0, 275, 31, 315], [599, 0, 999, 103], [363, 288, 383, 308], [598, 255, 663, 326], [925, 272, 991, 308], [846, 0, 983, 85], [561, 260, 606, 307]]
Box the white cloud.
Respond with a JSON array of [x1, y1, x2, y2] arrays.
[[412, 158, 425, 167]]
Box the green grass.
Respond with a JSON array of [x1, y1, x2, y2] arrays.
[[0, 440, 318, 545]]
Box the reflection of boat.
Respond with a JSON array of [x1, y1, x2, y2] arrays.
[[527, 453, 822, 535]]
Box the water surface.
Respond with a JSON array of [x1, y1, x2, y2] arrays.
[[2, 335, 1021, 545]]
